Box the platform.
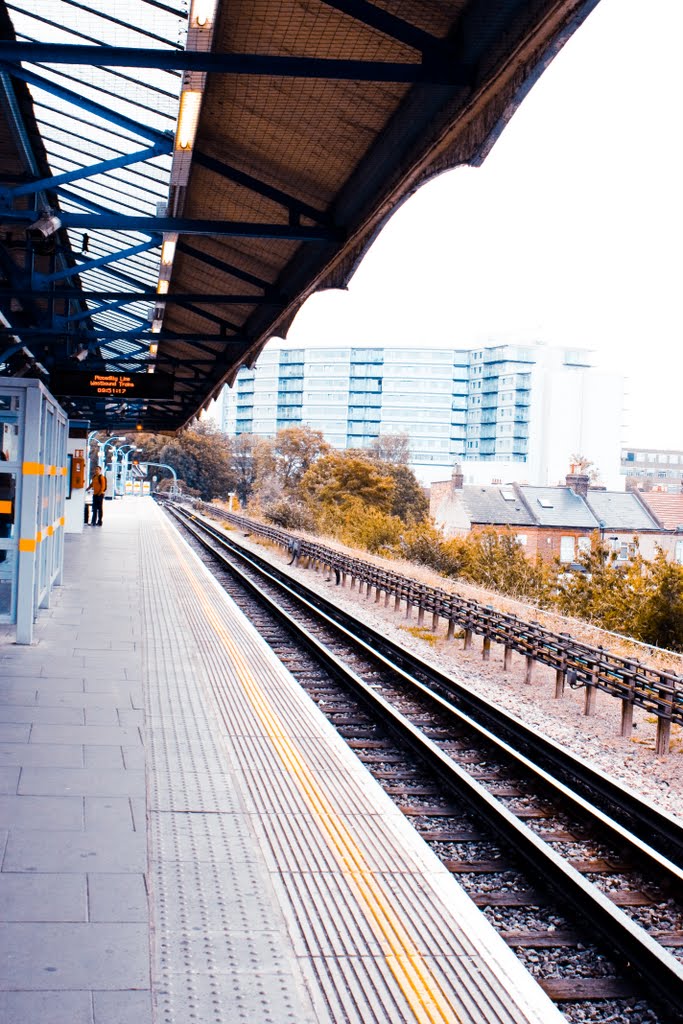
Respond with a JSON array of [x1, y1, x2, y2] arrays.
[[0, 498, 565, 1024]]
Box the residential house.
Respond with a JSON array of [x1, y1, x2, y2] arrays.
[[632, 492, 683, 564], [430, 467, 663, 564]]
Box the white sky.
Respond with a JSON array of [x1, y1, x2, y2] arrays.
[[284, 0, 683, 450]]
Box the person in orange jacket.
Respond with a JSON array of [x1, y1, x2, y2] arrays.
[[86, 465, 107, 526]]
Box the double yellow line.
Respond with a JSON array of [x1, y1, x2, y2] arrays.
[[162, 517, 462, 1024]]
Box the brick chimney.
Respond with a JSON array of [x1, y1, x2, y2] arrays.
[[451, 463, 464, 490], [566, 471, 590, 497]]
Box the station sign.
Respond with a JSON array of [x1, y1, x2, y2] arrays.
[[51, 370, 174, 399]]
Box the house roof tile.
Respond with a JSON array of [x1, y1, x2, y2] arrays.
[[518, 487, 599, 528], [460, 486, 535, 527], [584, 491, 661, 531], [635, 493, 683, 531]]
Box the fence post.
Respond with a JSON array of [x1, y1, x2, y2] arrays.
[[446, 619, 456, 640], [655, 711, 672, 755], [555, 634, 569, 698], [463, 628, 472, 650], [503, 646, 512, 671], [482, 636, 491, 661], [620, 663, 636, 738], [584, 656, 599, 716], [524, 655, 534, 684]]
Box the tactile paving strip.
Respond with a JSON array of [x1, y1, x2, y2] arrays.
[[140, 521, 320, 1024], [140, 503, 565, 1024]]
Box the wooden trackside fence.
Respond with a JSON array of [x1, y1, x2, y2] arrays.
[[187, 501, 683, 755]]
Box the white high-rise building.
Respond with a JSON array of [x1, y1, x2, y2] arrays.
[[220, 340, 624, 488]]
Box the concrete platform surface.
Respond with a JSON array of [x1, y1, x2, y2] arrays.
[[0, 498, 566, 1024]]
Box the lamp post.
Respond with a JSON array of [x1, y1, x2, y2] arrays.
[[117, 445, 140, 496], [97, 436, 126, 499], [141, 461, 178, 495], [98, 435, 126, 467]]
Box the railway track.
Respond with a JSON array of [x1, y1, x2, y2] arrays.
[[165, 501, 683, 1024]]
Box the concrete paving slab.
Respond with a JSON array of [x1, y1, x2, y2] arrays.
[[0, 681, 82, 700], [30, 725, 142, 746], [84, 797, 135, 833], [0, 766, 19, 794], [88, 873, 148, 922], [3, 829, 146, 873], [0, 922, 149, 990], [0, 705, 84, 725], [0, 794, 83, 830], [18, 767, 145, 798], [122, 746, 145, 771], [0, 691, 39, 707], [0, 989, 94, 1024], [84, 746, 125, 770], [117, 709, 144, 727], [0, 872, 86, 921], [93, 990, 152, 1024], [0, 723, 30, 741], [84, 708, 120, 726], [0, 743, 84, 768], [37, 691, 136, 709]]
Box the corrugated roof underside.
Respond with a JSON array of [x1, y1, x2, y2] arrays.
[[155, 0, 602, 430]]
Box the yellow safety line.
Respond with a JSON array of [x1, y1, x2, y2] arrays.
[[0, 500, 11, 514], [161, 518, 463, 1024], [22, 461, 44, 475], [18, 538, 35, 552]]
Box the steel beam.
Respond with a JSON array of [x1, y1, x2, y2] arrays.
[[0, 44, 469, 84], [3, 210, 337, 239], [37, 240, 160, 284], [5, 65, 172, 146], [318, 0, 452, 57], [177, 242, 272, 291], [4, 289, 275, 304], [6, 142, 171, 199], [193, 151, 329, 225]]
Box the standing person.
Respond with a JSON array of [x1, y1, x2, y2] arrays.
[[86, 465, 107, 526]]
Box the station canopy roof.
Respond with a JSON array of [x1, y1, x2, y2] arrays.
[[0, 0, 598, 432]]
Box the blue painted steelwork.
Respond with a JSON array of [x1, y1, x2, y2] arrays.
[[65, 299, 150, 325], [5, 142, 172, 199], [5, 66, 172, 146], [38, 240, 160, 285], [2, 210, 338, 239]]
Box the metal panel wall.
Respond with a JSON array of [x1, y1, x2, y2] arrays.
[[0, 379, 67, 643]]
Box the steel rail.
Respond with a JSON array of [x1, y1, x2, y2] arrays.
[[166, 501, 683, 1016], [171, 501, 683, 864], [191, 502, 683, 747]]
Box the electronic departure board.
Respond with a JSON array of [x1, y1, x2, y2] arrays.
[[50, 371, 174, 399]]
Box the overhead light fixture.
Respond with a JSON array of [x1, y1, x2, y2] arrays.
[[175, 90, 202, 151], [156, 280, 169, 295], [161, 233, 178, 265], [190, 0, 218, 28], [149, 343, 158, 356], [151, 320, 162, 334], [147, 366, 156, 374]]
